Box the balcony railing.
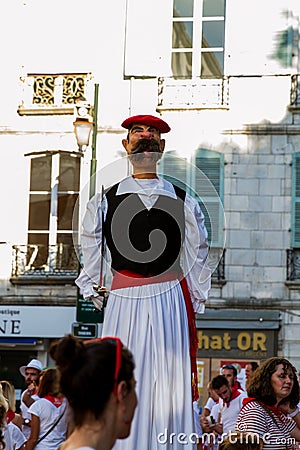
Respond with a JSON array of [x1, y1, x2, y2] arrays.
[[11, 244, 79, 284], [290, 74, 300, 109], [157, 76, 229, 111], [286, 248, 300, 281], [17, 73, 92, 116], [11, 243, 225, 286], [209, 248, 226, 285]]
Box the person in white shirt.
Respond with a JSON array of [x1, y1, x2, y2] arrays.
[[201, 375, 247, 449], [76, 114, 211, 450], [26, 368, 68, 450], [19, 359, 42, 440]]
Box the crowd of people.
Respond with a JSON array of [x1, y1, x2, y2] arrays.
[[0, 334, 138, 450], [0, 353, 300, 450], [196, 358, 300, 450]]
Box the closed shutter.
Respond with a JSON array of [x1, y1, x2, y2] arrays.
[[193, 149, 224, 247], [292, 153, 300, 247], [158, 151, 190, 192]]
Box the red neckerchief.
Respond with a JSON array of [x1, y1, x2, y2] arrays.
[[44, 394, 63, 408], [232, 380, 243, 392], [6, 409, 15, 424], [224, 388, 241, 407], [243, 397, 284, 420]]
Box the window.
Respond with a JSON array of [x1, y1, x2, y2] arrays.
[[11, 151, 81, 282], [172, 0, 226, 78], [28, 151, 80, 268]]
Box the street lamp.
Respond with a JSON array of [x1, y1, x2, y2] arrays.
[[74, 83, 103, 332], [73, 83, 99, 199]]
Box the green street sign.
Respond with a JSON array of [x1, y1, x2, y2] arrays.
[[76, 288, 104, 323]]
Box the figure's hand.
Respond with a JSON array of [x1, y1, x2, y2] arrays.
[[91, 285, 109, 312], [92, 295, 104, 311]]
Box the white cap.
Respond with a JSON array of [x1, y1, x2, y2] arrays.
[[19, 359, 43, 377]]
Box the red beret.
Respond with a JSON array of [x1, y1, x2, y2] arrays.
[[121, 115, 171, 133]]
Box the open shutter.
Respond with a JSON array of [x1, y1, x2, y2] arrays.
[[291, 153, 300, 247], [193, 149, 224, 247]]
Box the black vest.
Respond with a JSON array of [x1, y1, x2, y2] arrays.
[[103, 182, 186, 276]]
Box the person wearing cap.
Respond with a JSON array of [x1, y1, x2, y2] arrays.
[[19, 359, 42, 440], [76, 114, 211, 450]]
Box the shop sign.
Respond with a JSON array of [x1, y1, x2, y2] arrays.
[[197, 329, 276, 358], [0, 306, 76, 337]]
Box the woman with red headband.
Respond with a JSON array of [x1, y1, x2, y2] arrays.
[[49, 334, 137, 450]]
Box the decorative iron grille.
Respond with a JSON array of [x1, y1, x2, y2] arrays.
[[290, 74, 300, 107], [18, 73, 92, 115], [209, 248, 226, 283], [11, 244, 79, 283], [286, 248, 300, 281], [157, 76, 229, 111]]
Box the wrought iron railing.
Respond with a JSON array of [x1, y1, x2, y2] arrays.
[[18, 73, 92, 115], [11, 243, 225, 284], [290, 74, 300, 108], [209, 248, 226, 283], [157, 76, 229, 111], [11, 244, 79, 281], [286, 248, 300, 281]]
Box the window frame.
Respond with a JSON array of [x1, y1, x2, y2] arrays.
[[172, 0, 226, 79]]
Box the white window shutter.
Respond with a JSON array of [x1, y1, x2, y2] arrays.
[[124, 0, 172, 77]]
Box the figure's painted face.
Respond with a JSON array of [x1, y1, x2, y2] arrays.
[[122, 124, 165, 168]]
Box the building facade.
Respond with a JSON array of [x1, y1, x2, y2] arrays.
[[1, 0, 300, 402]]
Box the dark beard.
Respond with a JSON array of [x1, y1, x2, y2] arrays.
[[129, 138, 163, 163]]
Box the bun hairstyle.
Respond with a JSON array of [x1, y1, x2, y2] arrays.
[[49, 334, 135, 426]]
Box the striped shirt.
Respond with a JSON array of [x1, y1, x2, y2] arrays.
[[236, 401, 296, 449]]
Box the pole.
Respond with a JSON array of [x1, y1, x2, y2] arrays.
[[76, 82, 102, 330], [89, 83, 99, 199]]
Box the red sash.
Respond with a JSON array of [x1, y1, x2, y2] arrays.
[[44, 394, 64, 408], [111, 270, 199, 401]]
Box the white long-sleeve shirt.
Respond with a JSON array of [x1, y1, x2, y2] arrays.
[[76, 176, 211, 313]]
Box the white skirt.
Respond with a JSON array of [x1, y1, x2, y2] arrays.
[[102, 280, 196, 450]]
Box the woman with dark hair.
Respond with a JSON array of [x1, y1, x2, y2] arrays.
[[26, 368, 68, 450], [236, 357, 300, 449], [49, 334, 137, 450]]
